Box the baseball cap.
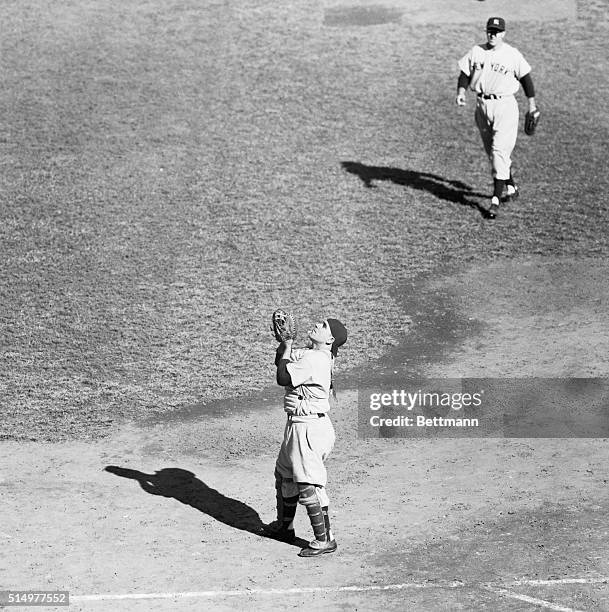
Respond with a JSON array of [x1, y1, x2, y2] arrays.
[[486, 16, 505, 31], [327, 318, 347, 357]]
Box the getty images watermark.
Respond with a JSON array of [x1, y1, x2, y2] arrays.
[[357, 378, 609, 438]]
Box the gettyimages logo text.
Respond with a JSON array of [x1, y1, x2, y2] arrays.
[[368, 389, 484, 412]]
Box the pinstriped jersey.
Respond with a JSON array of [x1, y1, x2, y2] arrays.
[[458, 42, 531, 97]]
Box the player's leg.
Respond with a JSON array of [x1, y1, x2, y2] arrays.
[[298, 483, 327, 542], [296, 482, 337, 557], [265, 469, 299, 541], [286, 419, 337, 556], [505, 168, 519, 200], [475, 101, 501, 216], [492, 177, 506, 201], [265, 423, 299, 541], [275, 471, 299, 529], [475, 101, 494, 160], [317, 486, 334, 543], [482, 104, 507, 204], [491, 98, 519, 198], [287, 418, 335, 485]]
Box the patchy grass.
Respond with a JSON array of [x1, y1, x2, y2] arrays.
[[1, 0, 608, 440]]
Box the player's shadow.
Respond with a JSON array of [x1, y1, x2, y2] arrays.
[[341, 161, 490, 217], [104, 466, 307, 548]]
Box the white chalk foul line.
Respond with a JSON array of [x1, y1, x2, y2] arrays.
[[70, 577, 609, 604], [509, 577, 608, 586], [483, 586, 584, 612], [70, 581, 462, 602]]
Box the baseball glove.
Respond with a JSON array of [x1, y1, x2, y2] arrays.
[[524, 108, 541, 135], [271, 309, 297, 343]]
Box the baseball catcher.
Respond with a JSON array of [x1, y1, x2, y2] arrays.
[[264, 315, 347, 557]]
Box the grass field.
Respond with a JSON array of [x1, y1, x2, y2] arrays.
[[2, 2, 609, 610], [1, 0, 608, 444]]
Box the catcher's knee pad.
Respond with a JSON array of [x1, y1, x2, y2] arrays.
[[293, 482, 329, 508], [297, 484, 326, 540], [297, 484, 320, 507], [275, 469, 298, 498]]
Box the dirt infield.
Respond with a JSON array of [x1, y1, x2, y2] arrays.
[[2, 0, 609, 610], [321, 0, 577, 27], [3, 257, 609, 610]]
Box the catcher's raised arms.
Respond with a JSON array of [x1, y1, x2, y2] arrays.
[[271, 309, 297, 343], [524, 108, 541, 135]]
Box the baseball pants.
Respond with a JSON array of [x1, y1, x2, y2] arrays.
[[475, 95, 519, 181], [275, 415, 335, 506]]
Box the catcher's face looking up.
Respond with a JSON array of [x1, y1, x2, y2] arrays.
[[308, 320, 334, 347], [308, 318, 348, 358]]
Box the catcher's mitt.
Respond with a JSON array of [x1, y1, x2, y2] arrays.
[[524, 108, 541, 135], [271, 309, 297, 343]]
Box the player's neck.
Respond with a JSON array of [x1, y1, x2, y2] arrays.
[[487, 41, 504, 51], [310, 340, 332, 353]]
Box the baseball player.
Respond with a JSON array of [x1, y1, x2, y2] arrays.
[[265, 318, 347, 557], [456, 16, 539, 218]]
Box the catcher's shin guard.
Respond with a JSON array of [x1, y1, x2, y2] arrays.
[[275, 470, 298, 529], [298, 505, 338, 557], [298, 484, 327, 542], [322, 506, 333, 541]]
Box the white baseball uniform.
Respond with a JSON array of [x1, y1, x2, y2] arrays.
[[275, 347, 335, 505], [458, 42, 531, 180]]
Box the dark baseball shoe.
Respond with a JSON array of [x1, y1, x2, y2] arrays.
[[262, 521, 296, 543], [487, 197, 500, 219], [298, 539, 338, 557], [505, 184, 519, 201]]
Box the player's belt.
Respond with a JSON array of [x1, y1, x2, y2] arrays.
[[477, 93, 505, 100], [287, 413, 326, 420]]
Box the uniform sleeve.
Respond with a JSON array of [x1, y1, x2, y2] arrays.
[[290, 348, 305, 361], [286, 351, 315, 388], [514, 50, 531, 79], [457, 49, 473, 76], [519, 72, 535, 97]]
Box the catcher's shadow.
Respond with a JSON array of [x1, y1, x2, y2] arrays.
[[104, 466, 307, 548], [341, 161, 490, 216]]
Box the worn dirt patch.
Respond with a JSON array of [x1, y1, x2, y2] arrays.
[[321, 0, 576, 27], [2, 257, 608, 611], [420, 256, 609, 377]]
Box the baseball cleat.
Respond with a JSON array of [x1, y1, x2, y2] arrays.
[[487, 197, 500, 219], [298, 538, 338, 557], [262, 521, 296, 543], [505, 184, 519, 201]]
